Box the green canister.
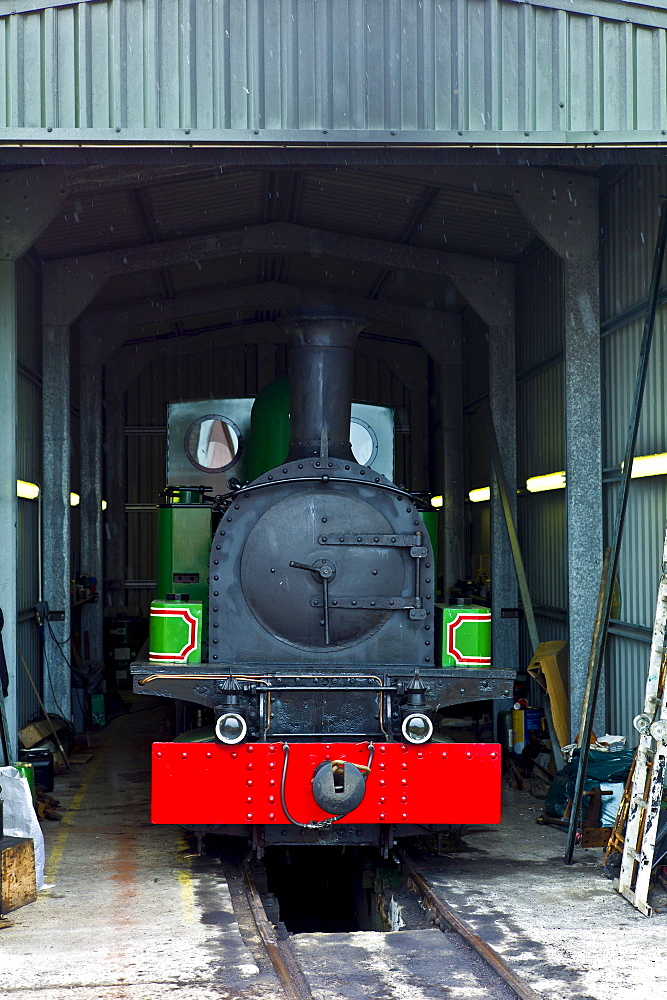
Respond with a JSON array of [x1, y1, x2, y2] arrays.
[[149, 594, 203, 664], [436, 600, 492, 667], [13, 761, 35, 803]]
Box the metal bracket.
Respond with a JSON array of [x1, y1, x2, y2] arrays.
[[311, 596, 422, 611], [319, 533, 424, 553]]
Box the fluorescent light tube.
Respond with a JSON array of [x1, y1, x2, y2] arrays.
[[526, 471, 566, 493]]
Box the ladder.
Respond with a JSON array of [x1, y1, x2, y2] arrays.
[[614, 523, 667, 916]]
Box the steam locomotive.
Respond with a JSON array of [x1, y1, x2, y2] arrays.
[[132, 312, 511, 855]]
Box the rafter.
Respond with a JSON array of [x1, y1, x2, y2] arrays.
[[47, 221, 513, 327], [80, 281, 461, 366]]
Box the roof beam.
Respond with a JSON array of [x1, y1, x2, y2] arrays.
[[511, 169, 599, 261], [80, 282, 461, 366], [0, 168, 68, 260], [50, 221, 512, 327], [367, 165, 599, 260]]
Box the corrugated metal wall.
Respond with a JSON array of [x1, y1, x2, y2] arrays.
[[16, 258, 43, 729], [117, 338, 426, 616], [1, 0, 667, 140], [516, 245, 566, 628], [462, 309, 490, 580], [464, 244, 567, 660], [514, 246, 568, 679], [601, 165, 667, 740], [602, 168, 667, 735]]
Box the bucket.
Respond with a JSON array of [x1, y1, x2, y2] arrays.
[[149, 594, 203, 664], [511, 707, 544, 755], [436, 600, 491, 666]]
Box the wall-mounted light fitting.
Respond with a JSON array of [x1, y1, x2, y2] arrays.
[[16, 480, 40, 500], [469, 486, 491, 503], [526, 471, 566, 493], [430, 495, 443, 508], [621, 452, 667, 479]]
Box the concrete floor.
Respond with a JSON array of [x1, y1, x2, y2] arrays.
[[3, 700, 666, 1000], [3, 700, 284, 1000]]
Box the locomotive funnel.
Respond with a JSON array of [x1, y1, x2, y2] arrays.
[[280, 312, 367, 462]]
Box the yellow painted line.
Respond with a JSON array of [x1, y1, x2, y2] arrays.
[[45, 752, 106, 882], [176, 831, 196, 923]]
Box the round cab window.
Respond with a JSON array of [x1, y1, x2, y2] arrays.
[[184, 415, 242, 473], [350, 417, 378, 468]]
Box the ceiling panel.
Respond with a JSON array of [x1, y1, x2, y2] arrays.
[[35, 190, 147, 259], [415, 188, 534, 260], [144, 170, 268, 239], [295, 171, 428, 242]]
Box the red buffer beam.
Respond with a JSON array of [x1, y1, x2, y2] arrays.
[[151, 741, 502, 826]]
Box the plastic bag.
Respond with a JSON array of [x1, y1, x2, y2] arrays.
[[0, 765, 45, 888], [544, 748, 635, 820]]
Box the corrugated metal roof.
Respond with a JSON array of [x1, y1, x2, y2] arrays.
[[145, 171, 268, 239], [1, 0, 667, 144], [295, 172, 428, 241], [34, 190, 148, 259], [415, 189, 534, 262]]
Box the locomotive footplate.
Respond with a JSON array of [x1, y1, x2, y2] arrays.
[[151, 741, 501, 827], [132, 659, 515, 713]]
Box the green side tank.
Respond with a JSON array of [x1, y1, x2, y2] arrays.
[[156, 487, 212, 619], [248, 377, 291, 480]]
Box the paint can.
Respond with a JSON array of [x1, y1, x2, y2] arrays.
[[511, 707, 544, 755]]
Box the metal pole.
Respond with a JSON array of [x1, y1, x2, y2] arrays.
[[564, 198, 667, 864], [485, 405, 539, 653]]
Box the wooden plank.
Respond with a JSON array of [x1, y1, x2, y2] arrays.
[[0, 836, 36, 915]]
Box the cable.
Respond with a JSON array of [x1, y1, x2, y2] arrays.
[[39, 640, 71, 725], [279, 741, 374, 829]]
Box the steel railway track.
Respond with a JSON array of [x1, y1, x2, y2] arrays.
[[222, 849, 545, 1000]]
